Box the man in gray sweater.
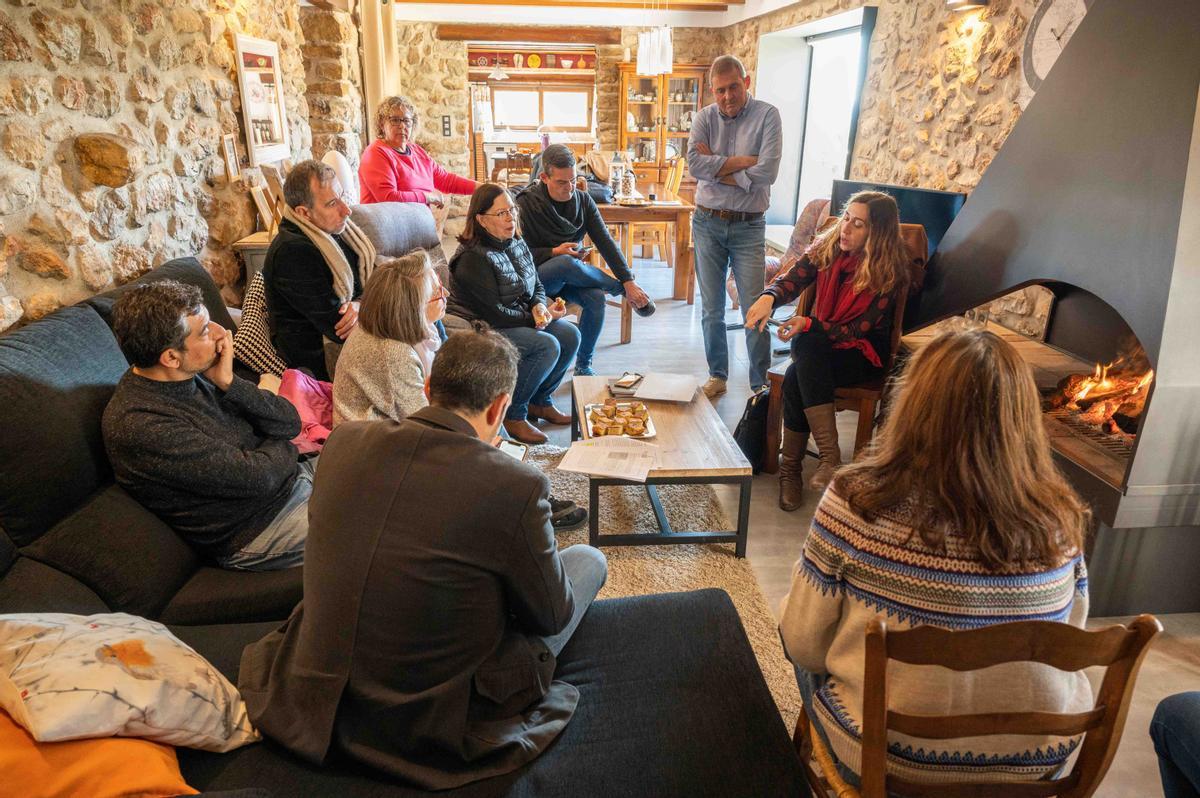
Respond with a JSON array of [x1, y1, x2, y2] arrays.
[[102, 280, 314, 570]]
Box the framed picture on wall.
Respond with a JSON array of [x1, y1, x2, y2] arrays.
[[234, 34, 290, 166], [221, 133, 240, 181]]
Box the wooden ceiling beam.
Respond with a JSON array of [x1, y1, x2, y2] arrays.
[[438, 24, 623, 43]]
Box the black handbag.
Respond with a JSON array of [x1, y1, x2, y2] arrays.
[[732, 387, 771, 474]]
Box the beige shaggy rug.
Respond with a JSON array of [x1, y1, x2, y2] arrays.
[[530, 447, 802, 731]]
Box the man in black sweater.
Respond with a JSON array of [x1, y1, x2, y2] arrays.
[[102, 280, 314, 570], [262, 160, 363, 381], [515, 145, 654, 376]]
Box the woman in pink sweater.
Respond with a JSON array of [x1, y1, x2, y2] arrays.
[[358, 96, 476, 209]]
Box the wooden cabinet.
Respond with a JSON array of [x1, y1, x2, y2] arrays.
[[617, 64, 708, 197]]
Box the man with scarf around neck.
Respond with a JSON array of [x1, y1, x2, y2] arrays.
[[744, 191, 910, 511], [262, 160, 377, 381], [515, 144, 654, 376]]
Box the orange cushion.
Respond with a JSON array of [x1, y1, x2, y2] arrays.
[[0, 709, 198, 798]]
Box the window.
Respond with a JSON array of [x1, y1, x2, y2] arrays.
[[794, 30, 864, 216], [491, 86, 592, 131]]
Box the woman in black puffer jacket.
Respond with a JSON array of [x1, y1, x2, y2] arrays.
[[445, 183, 581, 445]]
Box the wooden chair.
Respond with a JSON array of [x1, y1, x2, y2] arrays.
[[494, 151, 532, 188], [761, 222, 929, 473], [796, 614, 1162, 798], [631, 159, 685, 266]]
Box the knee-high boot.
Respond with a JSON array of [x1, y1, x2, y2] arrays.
[[778, 427, 808, 512], [804, 404, 841, 492]]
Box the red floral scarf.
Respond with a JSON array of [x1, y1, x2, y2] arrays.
[[812, 252, 882, 367]]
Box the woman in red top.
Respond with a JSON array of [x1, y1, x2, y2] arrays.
[[745, 191, 910, 511], [358, 96, 477, 209]]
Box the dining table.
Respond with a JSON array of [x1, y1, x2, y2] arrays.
[[596, 198, 696, 305]]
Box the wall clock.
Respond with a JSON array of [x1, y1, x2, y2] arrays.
[[1021, 0, 1092, 101]]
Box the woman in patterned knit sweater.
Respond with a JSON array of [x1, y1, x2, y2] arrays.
[[780, 328, 1092, 789], [745, 191, 913, 512]]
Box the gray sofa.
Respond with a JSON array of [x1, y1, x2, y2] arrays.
[[0, 245, 807, 795]]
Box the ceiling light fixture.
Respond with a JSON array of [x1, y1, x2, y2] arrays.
[[488, 56, 509, 81], [946, 0, 988, 9]]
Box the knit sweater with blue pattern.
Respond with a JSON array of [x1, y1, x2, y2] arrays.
[[779, 485, 1091, 786]]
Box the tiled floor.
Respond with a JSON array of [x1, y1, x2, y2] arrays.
[[459, 247, 1197, 797]]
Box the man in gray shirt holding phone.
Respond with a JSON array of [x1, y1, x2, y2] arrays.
[[516, 144, 654, 376]]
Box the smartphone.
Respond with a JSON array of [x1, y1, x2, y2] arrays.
[[575, 245, 594, 256], [497, 439, 528, 461]]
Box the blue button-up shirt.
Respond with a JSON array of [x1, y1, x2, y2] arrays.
[[686, 96, 783, 214]]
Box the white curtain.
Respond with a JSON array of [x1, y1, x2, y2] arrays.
[[361, 0, 403, 137]]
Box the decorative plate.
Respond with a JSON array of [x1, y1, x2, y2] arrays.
[[527, 53, 541, 69], [476, 56, 488, 66]]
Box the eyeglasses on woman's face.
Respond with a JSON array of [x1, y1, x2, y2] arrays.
[[481, 207, 518, 220], [387, 115, 415, 128], [427, 278, 448, 304]]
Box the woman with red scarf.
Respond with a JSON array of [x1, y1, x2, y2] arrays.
[[745, 191, 909, 511]]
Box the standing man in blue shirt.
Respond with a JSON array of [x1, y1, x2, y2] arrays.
[[687, 54, 783, 398]]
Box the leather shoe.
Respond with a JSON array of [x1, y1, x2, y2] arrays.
[[503, 419, 548, 445], [528, 403, 571, 425]]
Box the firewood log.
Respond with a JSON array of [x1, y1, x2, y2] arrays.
[[1113, 401, 1144, 434]]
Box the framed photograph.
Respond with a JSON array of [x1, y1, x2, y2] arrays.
[[221, 133, 240, 181], [249, 186, 278, 233], [234, 34, 290, 166]]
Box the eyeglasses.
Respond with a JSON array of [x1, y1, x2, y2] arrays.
[[481, 207, 518, 220], [428, 281, 449, 303], [387, 116, 415, 128]]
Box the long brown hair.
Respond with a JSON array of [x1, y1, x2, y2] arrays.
[[833, 329, 1090, 570], [807, 190, 907, 295], [357, 251, 432, 345], [457, 182, 518, 247]]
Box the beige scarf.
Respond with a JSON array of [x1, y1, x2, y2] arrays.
[[281, 204, 378, 305]]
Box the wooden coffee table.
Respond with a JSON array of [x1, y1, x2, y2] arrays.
[[570, 376, 753, 557]]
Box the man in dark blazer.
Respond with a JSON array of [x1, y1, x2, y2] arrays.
[[238, 331, 608, 789]]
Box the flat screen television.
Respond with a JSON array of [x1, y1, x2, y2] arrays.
[[830, 179, 966, 259]]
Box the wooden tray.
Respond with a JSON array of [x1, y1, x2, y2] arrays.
[[616, 197, 652, 207], [583, 402, 657, 440]]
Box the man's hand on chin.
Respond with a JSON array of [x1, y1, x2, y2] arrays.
[[204, 329, 235, 392]]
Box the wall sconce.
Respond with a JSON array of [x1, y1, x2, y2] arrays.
[[946, 0, 988, 8]]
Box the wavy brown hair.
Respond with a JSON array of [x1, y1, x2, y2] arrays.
[[807, 190, 908, 295], [833, 329, 1090, 570], [457, 182, 519, 247]]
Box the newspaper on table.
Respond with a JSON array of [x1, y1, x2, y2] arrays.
[[557, 436, 661, 483]]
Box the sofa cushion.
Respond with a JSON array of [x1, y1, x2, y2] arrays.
[[351, 202, 439, 259], [0, 305, 130, 545], [22, 484, 198, 619], [0, 557, 108, 616], [178, 589, 807, 797], [85, 257, 237, 335], [160, 566, 303, 626]]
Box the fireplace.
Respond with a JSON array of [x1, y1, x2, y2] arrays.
[[902, 0, 1200, 534]]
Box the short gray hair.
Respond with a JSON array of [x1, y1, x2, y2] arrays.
[[375, 95, 417, 139], [709, 54, 747, 81], [428, 331, 519, 414], [283, 159, 336, 210], [540, 144, 576, 175]]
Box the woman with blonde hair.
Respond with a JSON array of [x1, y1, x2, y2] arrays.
[[779, 328, 1092, 789], [332, 250, 445, 426], [358, 95, 476, 211], [745, 191, 912, 511]]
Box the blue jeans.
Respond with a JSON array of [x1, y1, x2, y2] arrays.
[[540, 545, 608, 656], [1153, 693, 1200, 797], [219, 457, 317, 571], [692, 210, 772, 390], [497, 320, 581, 421], [537, 255, 624, 370]]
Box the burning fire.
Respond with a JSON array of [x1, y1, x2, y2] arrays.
[[1048, 360, 1154, 436]]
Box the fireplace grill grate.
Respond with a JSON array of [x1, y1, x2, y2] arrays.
[[1045, 408, 1134, 457]]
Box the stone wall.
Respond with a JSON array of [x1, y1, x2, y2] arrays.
[[0, 0, 311, 332], [301, 6, 365, 173]]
